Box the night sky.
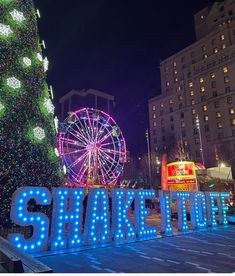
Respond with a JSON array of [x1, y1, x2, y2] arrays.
[[35, 0, 212, 156]]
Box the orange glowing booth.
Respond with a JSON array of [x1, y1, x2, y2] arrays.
[[166, 161, 198, 192]]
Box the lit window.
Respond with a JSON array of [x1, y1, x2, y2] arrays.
[[192, 109, 196, 115], [202, 46, 206, 52], [227, 97, 232, 104], [220, 34, 225, 41], [174, 70, 177, 75], [210, 72, 215, 79], [199, 78, 204, 83], [213, 48, 218, 54], [188, 82, 193, 88], [181, 121, 186, 128], [222, 44, 226, 50], [229, 108, 235, 115], [177, 86, 182, 92], [174, 77, 178, 82], [153, 113, 156, 119], [217, 122, 223, 129], [204, 115, 209, 122], [191, 99, 195, 105], [200, 15, 204, 20], [203, 54, 208, 59], [200, 87, 205, 93], [152, 106, 156, 111], [160, 103, 164, 108], [203, 105, 208, 112], [223, 66, 228, 73], [166, 81, 170, 87], [173, 62, 177, 67], [153, 122, 157, 127], [224, 76, 229, 83], [178, 95, 183, 101], [231, 119, 235, 126], [216, 111, 222, 118], [190, 91, 194, 96], [169, 99, 173, 104]]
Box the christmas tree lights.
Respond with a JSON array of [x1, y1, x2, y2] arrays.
[[0, 0, 63, 228]]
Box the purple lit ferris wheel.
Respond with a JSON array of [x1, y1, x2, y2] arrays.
[[58, 108, 127, 187]]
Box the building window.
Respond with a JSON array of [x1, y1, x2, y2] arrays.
[[211, 81, 216, 88], [181, 121, 186, 128], [204, 115, 209, 122], [173, 61, 177, 67], [213, 47, 218, 54], [162, 127, 165, 133], [195, 150, 200, 158], [177, 86, 182, 92], [153, 113, 156, 119], [214, 101, 219, 108], [200, 87, 205, 93], [174, 70, 177, 75], [218, 132, 224, 139], [192, 109, 196, 115], [170, 116, 174, 122], [182, 131, 186, 138], [178, 95, 183, 101], [203, 54, 208, 59], [171, 124, 174, 131], [202, 45, 206, 52], [190, 91, 194, 96], [227, 97, 233, 104], [174, 77, 178, 83], [188, 82, 193, 88], [169, 99, 173, 104], [206, 135, 211, 142], [195, 138, 200, 145], [225, 86, 230, 93], [191, 99, 195, 105], [221, 44, 226, 50], [213, 91, 218, 97], [170, 107, 173, 113], [180, 112, 184, 118], [162, 136, 166, 142], [199, 77, 204, 83], [152, 106, 156, 111], [216, 111, 222, 118], [179, 103, 183, 109], [160, 102, 164, 108], [161, 119, 164, 125], [212, 39, 215, 45], [223, 66, 228, 73], [224, 76, 229, 83], [166, 81, 170, 87], [160, 110, 163, 116], [217, 122, 223, 128], [187, 72, 192, 78], [203, 105, 208, 112], [210, 72, 215, 79], [194, 128, 198, 135], [229, 108, 235, 115], [220, 34, 225, 41], [231, 119, 235, 126], [153, 122, 157, 127], [205, 124, 210, 132], [201, 95, 206, 102]]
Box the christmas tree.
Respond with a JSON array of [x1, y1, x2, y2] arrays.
[[0, 0, 63, 227]]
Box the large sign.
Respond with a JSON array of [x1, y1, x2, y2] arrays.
[[8, 187, 229, 253], [167, 162, 198, 192]]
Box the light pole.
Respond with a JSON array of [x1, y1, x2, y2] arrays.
[[146, 129, 152, 188], [196, 115, 205, 165]]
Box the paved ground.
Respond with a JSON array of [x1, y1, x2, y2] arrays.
[[38, 225, 235, 273]]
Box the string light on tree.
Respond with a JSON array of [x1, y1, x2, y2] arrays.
[[7, 77, 21, 89], [0, 23, 13, 36], [54, 148, 59, 157], [10, 9, 26, 23], [37, 53, 43, 62], [43, 57, 49, 72], [44, 98, 54, 114], [33, 127, 46, 141], [23, 57, 31, 67], [0, 102, 4, 111]]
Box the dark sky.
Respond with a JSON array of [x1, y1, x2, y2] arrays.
[[35, 0, 212, 156]]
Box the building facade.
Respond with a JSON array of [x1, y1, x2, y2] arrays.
[[59, 88, 115, 119], [149, 0, 235, 168]]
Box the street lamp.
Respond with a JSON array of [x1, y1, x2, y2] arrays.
[[146, 129, 152, 188], [196, 115, 205, 165]]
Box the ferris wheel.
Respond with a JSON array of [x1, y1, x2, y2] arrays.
[[58, 108, 127, 187]]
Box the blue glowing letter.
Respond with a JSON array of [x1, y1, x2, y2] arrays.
[[218, 192, 230, 225], [135, 190, 156, 240], [111, 189, 136, 242], [83, 189, 110, 244], [205, 192, 220, 227], [172, 192, 190, 232], [8, 187, 51, 253], [190, 192, 207, 229], [50, 188, 85, 250], [159, 191, 173, 236]]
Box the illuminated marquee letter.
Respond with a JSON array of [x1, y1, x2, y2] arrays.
[[218, 192, 230, 225], [205, 192, 220, 227], [190, 192, 207, 229], [135, 190, 156, 240], [83, 189, 110, 244], [50, 188, 85, 250], [111, 189, 136, 242], [159, 191, 173, 236], [8, 187, 51, 253], [172, 192, 190, 232]]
